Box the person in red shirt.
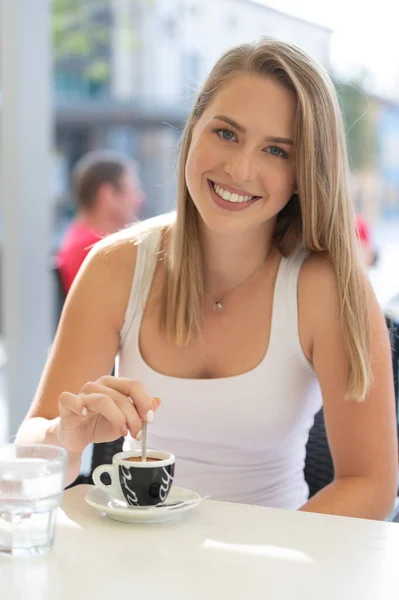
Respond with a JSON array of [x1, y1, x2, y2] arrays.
[[57, 150, 144, 293], [355, 214, 378, 268]]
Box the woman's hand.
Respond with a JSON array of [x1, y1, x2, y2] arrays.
[[56, 376, 160, 454]]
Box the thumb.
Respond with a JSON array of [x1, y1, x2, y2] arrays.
[[59, 391, 84, 419], [152, 396, 161, 410]]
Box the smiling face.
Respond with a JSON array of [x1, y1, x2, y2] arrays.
[[185, 74, 297, 236]]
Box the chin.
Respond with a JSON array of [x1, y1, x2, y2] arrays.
[[189, 183, 278, 236], [197, 207, 265, 237]]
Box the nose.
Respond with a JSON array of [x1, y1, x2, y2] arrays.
[[223, 147, 256, 184]]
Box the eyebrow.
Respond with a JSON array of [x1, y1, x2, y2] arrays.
[[212, 114, 294, 146]]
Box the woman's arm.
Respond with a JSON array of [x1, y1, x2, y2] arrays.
[[298, 254, 398, 520], [16, 233, 138, 485]]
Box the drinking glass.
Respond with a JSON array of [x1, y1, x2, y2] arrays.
[[0, 444, 67, 556]]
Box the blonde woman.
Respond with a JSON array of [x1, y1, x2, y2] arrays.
[[17, 39, 398, 519]]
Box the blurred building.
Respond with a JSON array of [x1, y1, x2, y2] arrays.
[[376, 100, 399, 218], [54, 0, 332, 226], [350, 96, 399, 222]]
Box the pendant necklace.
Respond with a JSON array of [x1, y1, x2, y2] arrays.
[[209, 257, 267, 312]]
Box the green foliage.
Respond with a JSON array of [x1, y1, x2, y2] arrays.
[[53, 0, 112, 87], [53, 0, 147, 94], [86, 59, 110, 83]]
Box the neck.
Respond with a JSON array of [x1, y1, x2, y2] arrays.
[[78, 211, 119, 236], [201, 221, 275, 299]]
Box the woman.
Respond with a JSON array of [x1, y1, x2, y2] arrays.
[[17, 39, 398, 519]]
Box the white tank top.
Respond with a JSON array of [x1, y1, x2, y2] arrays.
[[118, 228, 322, 509]]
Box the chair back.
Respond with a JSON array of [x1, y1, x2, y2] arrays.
[[304, 408, 335, 498], [50, 258, 66, 333]]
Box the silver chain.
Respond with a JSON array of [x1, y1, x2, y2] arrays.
[[208, 257, 267, 311]]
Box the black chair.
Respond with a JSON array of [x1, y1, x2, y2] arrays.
[[386, 316, 399, 423], [88, 437, 124, 486], [50, 258, 67, 334], [304, 408, 334, 498], [65, 438, 124, 490]]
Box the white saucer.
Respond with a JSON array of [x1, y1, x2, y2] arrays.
[[85, 486, 204, 524]]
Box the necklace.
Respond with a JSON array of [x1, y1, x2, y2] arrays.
[[208, 257, 267, 312]]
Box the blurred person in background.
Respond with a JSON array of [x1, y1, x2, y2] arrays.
[[355, 213, 378, 268], [56, 150, 144, 293], [18, 39, 398, 520]]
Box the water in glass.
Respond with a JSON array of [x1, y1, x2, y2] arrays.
[[0, 444, 67, 556]]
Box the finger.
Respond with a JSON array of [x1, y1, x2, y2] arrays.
[[88, 383, 142, 438], [80, 393, 127, 433], [97, 377, 155, 422], [59, 391, 85, 419], [152, 397, 161, 410], [93, 378, 161, 416]]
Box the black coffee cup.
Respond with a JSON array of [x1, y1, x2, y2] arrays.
[[92, 450, 175, 507]]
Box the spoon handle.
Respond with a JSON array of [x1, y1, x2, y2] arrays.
[[141, 421, 147, 461]]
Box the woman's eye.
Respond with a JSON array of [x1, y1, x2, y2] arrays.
[[214, 128, 237, 142], [266, 146, 288, 158]]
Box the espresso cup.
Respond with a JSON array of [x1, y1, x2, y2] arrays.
[[92, 450, 175, 507]]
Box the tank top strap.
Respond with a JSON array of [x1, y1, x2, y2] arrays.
[[268, 246, 309, 358], [119, 228, 162, 346]]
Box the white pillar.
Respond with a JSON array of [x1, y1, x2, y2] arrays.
[[0, 0, 52, 439]]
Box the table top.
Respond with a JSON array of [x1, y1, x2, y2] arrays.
[[2, 484, 399, 600]]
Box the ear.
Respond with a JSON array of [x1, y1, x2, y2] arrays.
[[96, 182, 116, 209]]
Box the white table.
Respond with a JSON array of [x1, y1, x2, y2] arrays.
[[2, 485, 399, 600]]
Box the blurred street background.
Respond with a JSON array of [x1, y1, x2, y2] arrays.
[[1, 0, 399, 450]]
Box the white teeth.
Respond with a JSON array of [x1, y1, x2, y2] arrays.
[[213, 183, 254, 203]]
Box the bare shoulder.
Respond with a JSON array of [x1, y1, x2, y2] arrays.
[[69, 228, 137, 325], [82, 213, 173, 288], [65, 218, 167, 333], [83, 226, 140, 284], [298, 250, 385, 362], [299, 251, 337, 293], [299, 250, 378, 315], [83, 212, 172, 273]]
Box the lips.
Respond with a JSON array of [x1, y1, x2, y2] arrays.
[[209, 179, 261, 201], [207, 179, 260, 212]]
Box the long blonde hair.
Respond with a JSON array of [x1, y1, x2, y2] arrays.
[[161, 38, 370, 400]]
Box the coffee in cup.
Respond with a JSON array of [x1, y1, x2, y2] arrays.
[[92, 450, 175, 507], [125, 456, 161, 463]]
